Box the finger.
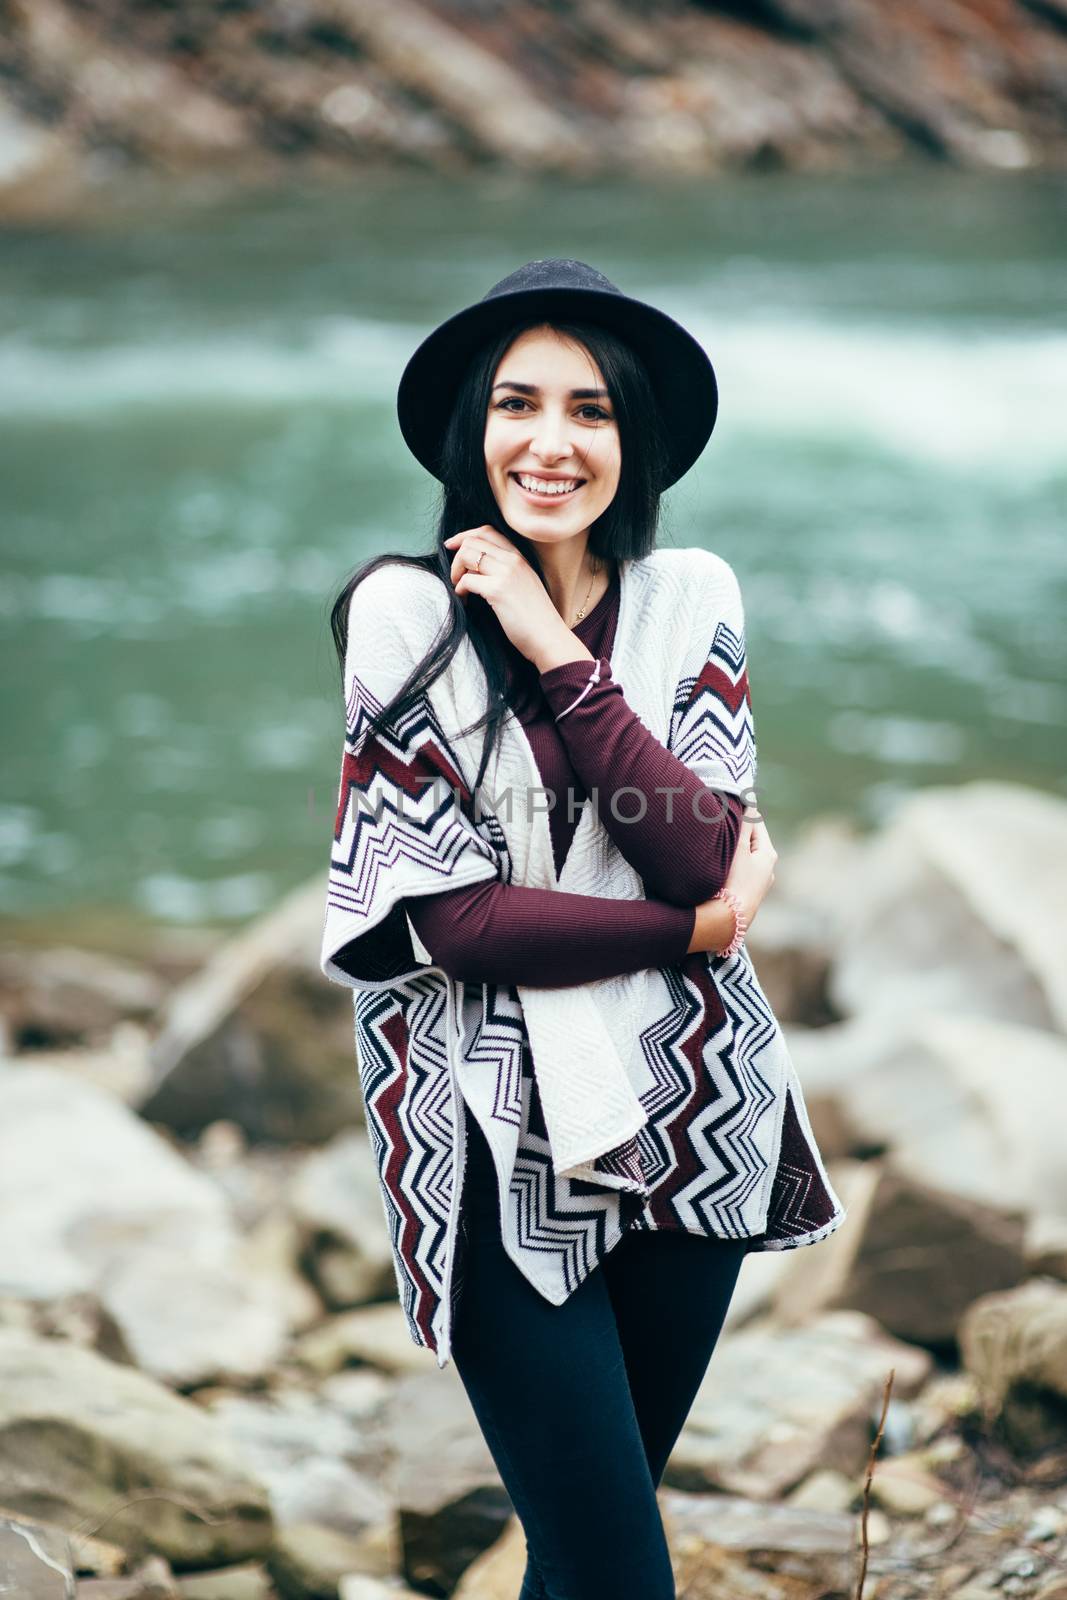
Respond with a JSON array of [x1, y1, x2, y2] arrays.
[[444, 525, 507, 550], [454, 570, 492, 602], [443, 531, 481, 561], [449, 540, 491, 586]]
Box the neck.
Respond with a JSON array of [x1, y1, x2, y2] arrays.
[[538, 537, 608, 623]]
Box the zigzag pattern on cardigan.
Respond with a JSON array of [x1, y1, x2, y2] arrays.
[[353, 949, 843, 1347], [671, 618, 756, 794], [353, 979, 450, 1349], [327, 703, 501, 990], [321, 547, 847, 1365]]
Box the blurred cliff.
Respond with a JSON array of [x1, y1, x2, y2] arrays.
[[2, 0, 1067, 221]]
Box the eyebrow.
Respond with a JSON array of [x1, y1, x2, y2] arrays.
[[492, 381, 610, 400]]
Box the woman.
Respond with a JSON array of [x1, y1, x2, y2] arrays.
[[321, 259, 846, 1600]]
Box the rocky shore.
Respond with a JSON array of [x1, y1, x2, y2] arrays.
[[1, 778, 1066, 1599], [2, 0, 1067, 223]]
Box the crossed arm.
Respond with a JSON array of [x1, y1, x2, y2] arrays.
[[405, 656, 746, 987]]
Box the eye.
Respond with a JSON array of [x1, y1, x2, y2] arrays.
[[494, 397, 612, 420]]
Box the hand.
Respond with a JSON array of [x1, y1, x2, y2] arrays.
[[442, 527, 580, 670], [688, 813, 778, 955], [722, 813, 777, 929]]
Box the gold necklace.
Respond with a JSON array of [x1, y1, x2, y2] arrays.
[[573, 555, 601, 623]]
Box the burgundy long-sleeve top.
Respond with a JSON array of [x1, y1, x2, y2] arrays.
[[405, 560, 746, 987]]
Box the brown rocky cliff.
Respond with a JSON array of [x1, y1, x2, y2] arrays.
[[1, 0, 1065, 216]]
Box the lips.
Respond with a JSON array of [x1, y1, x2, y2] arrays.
[[509, 472, 586, 503]]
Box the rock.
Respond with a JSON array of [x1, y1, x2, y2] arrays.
[[785, 1469, 857, 1513], [1027, 1214, 1067, 1279], [77, 1558, 177, 1598], [958, 1278, 1067, 1457], [827, 784, 1066, 1032], [906, 1372, 981, 1444], [204, 1389, 389, 1538], [622, 8, 907, 178], [0, 944, 163, 1049], [137, 876, 365, 1145], [0, 1512, 74, 1599], [1026, 1505, 1067, 1541], [920, 1435, 967, 1471], [771, 1161, 1027, 1347], [768, 815, 870, 941], [788, 1012, 1067, 1216], [742, 898, 836, 1026], [267, 1522, 381, 1600], [339, 1577, 426, 1600], [893, 1015, 1067, 1215], [332, 0, 589, 173], [785, 1016, 903, 1161], [661, 1488, 855, 1595], [668, 1309, 932, 1499], [96, 1252, 289, 1391], [326, 1517, 398, 1584], [9, 1024, 153, 1105], [190, 1136, 300, 1234], [0, 1503, 126, 1576], [0, 1331, 272, 1567], [383, 1370, 512, 1595], [176, 1567, 274, 1600], [0, 88, 89, 225], [235, 1211, 324, 1337], [293, 1304, 428, 1377], [317, 1368, 392, 1421], [288, 1135, 398, 1310], [7, 0, 251, 171], [449, 1516, 527, 1599], [876, 1393, 917, 1455], [865, 1452, 944, 1515], [722, 1244, 797, 1332], [0, 1065, 235, 1301], [0, 1065, 292, 1387]]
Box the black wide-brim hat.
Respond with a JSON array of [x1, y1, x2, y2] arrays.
[[396, 257, 718, 492]]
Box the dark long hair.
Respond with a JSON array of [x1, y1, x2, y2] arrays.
[[328, 317, 670, 793]]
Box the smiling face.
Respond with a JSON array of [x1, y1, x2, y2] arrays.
[[484, 325, 621, 544]]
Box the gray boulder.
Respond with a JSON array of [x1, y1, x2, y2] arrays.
[[0, 1331, 272, 1567]]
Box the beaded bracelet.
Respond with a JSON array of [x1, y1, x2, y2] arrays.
[[711, 887, 747, 958]]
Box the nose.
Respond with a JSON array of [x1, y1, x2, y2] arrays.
[[529, 405, 578, 467]]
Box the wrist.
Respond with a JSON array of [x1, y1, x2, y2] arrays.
[[690, 899, 730, 955], [690, 893, 748, 957], [534, 631, 595, 676], [710, 887, 748, 957]]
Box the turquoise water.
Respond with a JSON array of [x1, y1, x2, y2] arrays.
[[2, 169, 1065, 927]]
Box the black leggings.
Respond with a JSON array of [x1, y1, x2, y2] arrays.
[[450, 1114, 750, 1600]]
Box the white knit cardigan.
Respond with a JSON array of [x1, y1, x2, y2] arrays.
[[320, 545, 846, 1365]]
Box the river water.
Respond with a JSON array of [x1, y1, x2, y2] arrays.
[[2, 168, 1064, 930]]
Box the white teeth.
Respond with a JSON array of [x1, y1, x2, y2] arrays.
[[515, 473, 580, 496]]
